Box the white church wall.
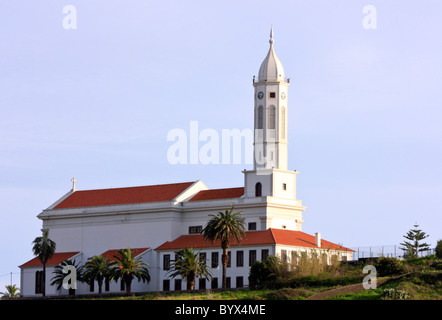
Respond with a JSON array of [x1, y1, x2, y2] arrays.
[[41, 210, 184, 257], [272, 169, 297, 200], [180, 199, 268, 233], [265, 211, 303, 231], [156, 244, 275, 291], [243, 170, 273, 197], [20, 266, 60, 297], [20, 267, 37, 297]]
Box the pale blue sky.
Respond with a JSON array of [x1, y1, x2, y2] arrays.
[[1, 1, 441, 289]]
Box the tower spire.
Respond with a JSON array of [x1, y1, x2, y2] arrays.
[[269, 25, 274, 44]]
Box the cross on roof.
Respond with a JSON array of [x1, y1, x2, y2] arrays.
[[71, 177, 77, 191]]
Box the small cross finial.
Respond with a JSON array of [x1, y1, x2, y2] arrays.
[[71, 177, 77, 191], [269, 25, 274, 44]]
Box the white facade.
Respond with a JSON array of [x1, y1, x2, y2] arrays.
[[157, 245, 276, 291], [19, 29, 353, 297]]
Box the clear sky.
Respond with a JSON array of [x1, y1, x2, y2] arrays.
[[1, 1, 441, 291]]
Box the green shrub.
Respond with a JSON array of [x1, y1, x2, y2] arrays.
[[259, 273, 363, 289], [406, 255, 437, 266], [416, 271, 442, 285], [249, 254, 365, 290], [266, 288, 312, 300], [431, 261, 442, 270], [381, 288, 409, 300], [374, 257, 408, 277], [248, 256, 281, 289], [249, 261, 272, 289]]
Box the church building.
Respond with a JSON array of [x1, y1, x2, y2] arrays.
[[19, 29, 353, 297]]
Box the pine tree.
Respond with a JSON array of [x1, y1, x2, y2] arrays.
[[435, 240, 442, 259], [400, 224, 430, 259]]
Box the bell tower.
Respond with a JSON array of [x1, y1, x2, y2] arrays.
[[243, 28, 299, 202], [253, 27, 289, 171]]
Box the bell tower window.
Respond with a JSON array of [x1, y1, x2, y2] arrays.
[[255, 182, 262, 197], [257, 106, 264, 129], [269, 106, 276, 130]]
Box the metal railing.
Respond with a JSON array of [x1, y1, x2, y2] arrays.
[[349, 245, 435, 260]]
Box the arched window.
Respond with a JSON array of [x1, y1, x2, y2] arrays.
[[269, 106, 276, 129], [257, 106, 263, 129], [255, 182, 262, 197]]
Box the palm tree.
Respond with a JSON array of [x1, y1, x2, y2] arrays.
[[32, 230, 56, 297], [1, 285, 20, 298], [202, 204, 246, 289], [83, 255, 113, 295], [50, 259, 84, 296], [110, 248, 151, 294], [167, 248, 213, 291]]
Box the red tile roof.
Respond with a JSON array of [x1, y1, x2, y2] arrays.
[[270, 229, 353, 251], [155, 229, 354, 252], [98, 248, 150, 262], [19, 252, 80, 268], [54, 182, 195, 209], [189, 187, 244, 201]]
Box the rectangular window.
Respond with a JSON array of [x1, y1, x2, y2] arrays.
[[248, 222, 257, 231], [105, 278, 110, 292], [283, 183, 287, 191], [35, 271, 43, 294], [226, 277, 231, 289], [281, 249, 288, 263], [174, 279, 182, 291], [227, 251, 231, 268], [199, 278, 206, 290], [291, 251, 298, 265], [120, 279, 125, 291], [236, 276, 243, 288], [211, 252, 219, 268], [189, 226, 202, 234], [163, 279, 170, 291], [200, 252, 206, 265], [249, 250, 257, 266], [163, 254, 171, 271], [236, 250, 244, 267], [89, 280, 95, 292], [261, 249, 269, 261], [321, 253, 328, 265], [269, 92, 276, 98], [211, 278, 218, 290]]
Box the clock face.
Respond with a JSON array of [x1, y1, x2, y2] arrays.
[[281, 92, 286, 100], [257, 91, 264, 99]]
